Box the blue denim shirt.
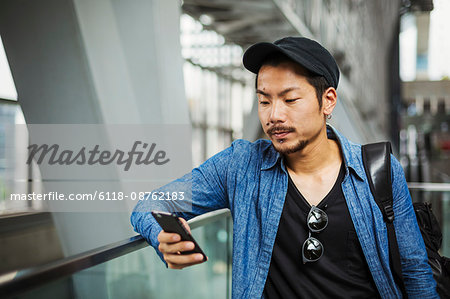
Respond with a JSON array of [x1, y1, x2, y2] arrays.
[[131, 126, 438, 298]]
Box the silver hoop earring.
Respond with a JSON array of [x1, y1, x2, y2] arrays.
[[326, 113, 332, 120]]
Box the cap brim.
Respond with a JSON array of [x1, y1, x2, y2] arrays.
[[243, 42, 282, 74], [243, 41, 323, 77]]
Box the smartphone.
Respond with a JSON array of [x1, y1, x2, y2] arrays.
[[151, 211, 207, 262]]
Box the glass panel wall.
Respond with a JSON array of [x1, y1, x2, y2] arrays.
[[180, 14, 254, 165], [11, 215, 233, 299], [0, 34, 44, 214], [0, 100, 44, 214]]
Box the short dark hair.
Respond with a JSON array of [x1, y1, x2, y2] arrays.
[[255, 52, 330, 108]]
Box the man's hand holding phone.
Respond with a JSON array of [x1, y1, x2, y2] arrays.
[[153, 212, 208, 269]]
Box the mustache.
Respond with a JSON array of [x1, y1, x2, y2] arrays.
[[267, 126, 296, 135]]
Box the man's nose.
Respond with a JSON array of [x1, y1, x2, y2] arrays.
[[269, 101, 286, 124]]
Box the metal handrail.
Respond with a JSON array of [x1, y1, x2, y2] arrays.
[[0, 97, 18, 103], [0, 209, 231, 298], [407, 182, 450, 192], [0, 235, 147, 298]]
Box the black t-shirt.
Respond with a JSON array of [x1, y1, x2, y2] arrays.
[[263, 163, 379, 299]]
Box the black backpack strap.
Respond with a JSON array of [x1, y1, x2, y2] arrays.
[[362, 142, 408, 297]]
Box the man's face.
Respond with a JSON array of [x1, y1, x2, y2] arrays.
[[256, 61, 326, 155]]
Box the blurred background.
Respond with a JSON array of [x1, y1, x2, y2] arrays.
[[0, 0, 448, 298]]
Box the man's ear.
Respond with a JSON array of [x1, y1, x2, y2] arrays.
[[322, 87, 337, 117]]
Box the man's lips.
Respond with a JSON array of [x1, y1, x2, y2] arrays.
[[267, 127, 295, 139], [272, 131, 290, 138]]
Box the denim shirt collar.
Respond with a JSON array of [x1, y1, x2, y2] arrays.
[[261, 124, 366, 182]]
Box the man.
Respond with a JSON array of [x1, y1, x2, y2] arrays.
[[131, 37, 438, 298]]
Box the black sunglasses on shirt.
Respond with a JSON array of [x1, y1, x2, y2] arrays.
[[302, 205, 328, 264]]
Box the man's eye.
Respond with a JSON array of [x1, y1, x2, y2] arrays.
[[286, 99, 298, 103], [259, 101, 269, 105]]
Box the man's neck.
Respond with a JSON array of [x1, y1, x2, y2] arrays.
[[284, 129, 342, 176]]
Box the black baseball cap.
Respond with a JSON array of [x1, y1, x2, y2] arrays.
[[243, 37, 340, 89]]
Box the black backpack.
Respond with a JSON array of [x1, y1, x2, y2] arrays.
[[362, 142, 450, 298]]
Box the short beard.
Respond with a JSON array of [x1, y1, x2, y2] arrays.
[[273, 139, 309, 155], [272, 126, 323, 155]]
